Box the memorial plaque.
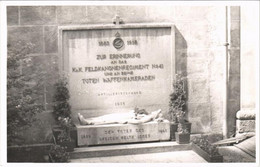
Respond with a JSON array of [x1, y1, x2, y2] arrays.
[[60, 24, 175, 146], [76, 121, 170, 146], [61, 24, 175, 115]]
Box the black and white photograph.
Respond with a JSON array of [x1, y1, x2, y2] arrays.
[[0, 1, 259, 166]]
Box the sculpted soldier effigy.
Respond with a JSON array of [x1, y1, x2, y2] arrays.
[[78, 108, 164, 125]]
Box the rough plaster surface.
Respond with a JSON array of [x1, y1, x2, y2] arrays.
[[236, 120, 255, 133]]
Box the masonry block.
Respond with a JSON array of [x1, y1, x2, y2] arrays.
[[30, 54, 59, 82], [210, 101, 223, 132], [8, 26, 44, 53], [116, 6, 148, 23], [20, 6, 56, 25], [44, 26, 58, 53], [86, 6, 117, 24], [188, 78, 209, 103], [187, 103, 211, 133], [145, 6, 175, 22], [57, 6, 87, 24], [209, 81, 224, 103], [208, 49, 225, 81], [188, 103, 210, 120], [23, 54, 58, 109], [187, 22, 212, 49], [209, 81, 224, 132], [236, 120, 255, 133], [21, 53, 57, 76], [187, 58, 208, 76], [187, 49, 209, 58], [7, 6, 19, 25], [174, 6, 215, 21]]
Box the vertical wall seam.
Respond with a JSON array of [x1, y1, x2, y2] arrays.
[[43, 26, 47, 110], [43, 26, 45, 54], [18, 6, 20, 25], [55, 6, 58, 25]]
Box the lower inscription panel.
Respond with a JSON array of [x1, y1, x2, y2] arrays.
[[76, 121, 170, 146]]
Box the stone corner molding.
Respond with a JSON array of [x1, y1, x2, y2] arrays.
[[236, 109, 256, 120]]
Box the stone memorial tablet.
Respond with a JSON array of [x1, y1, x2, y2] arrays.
[[61, 24, 175, 116], [60, 24, 175, 146]]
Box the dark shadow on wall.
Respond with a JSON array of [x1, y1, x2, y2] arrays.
[[175, 26, 187, 77], [174, 26, 188, 119]]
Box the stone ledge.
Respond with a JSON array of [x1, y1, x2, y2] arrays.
[[8, 143, 53, 162], [70, 150, 207, 163], [70, 141, 191, 159], [236, 109, 255, 120], [76, 121, 170, 146]]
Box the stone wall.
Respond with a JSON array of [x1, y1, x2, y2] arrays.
[[241, 6, 257, 109], [7, 6, 240, 134]]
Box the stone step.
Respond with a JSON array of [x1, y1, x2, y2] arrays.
[[70, 141, 191, 159], [218, 146, 255, 162]]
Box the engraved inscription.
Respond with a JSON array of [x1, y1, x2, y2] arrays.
[[115, 102, 125, 106], [77, 122, 171, 146], [98, 41, 110, 46], [159, 129, 168, 133], [81, 134, 91, 139], [65, 28, 172, 110], [127, 40, 138, 45]]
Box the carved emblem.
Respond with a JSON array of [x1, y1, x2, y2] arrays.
[[113, 32, 124, 50]]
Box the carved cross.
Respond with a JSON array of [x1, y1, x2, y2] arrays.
[[113, 15, 123, 25]]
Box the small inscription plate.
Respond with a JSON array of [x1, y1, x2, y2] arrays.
[[76, 121, 170, 146]]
